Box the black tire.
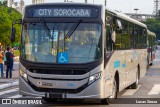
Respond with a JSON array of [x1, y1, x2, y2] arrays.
[[130, 70, 139, 89], [42, 97, 57, 103], [147, 56, 149, 65], [101, 79, 118, 104], [22, 95, 27, 97], [100, 98, 110, 105], [65, 99, 84, 103]]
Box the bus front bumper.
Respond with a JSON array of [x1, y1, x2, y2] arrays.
[[19, 77, 104, 99]]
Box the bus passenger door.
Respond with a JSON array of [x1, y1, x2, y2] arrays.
[[104, 23, 114, 97]]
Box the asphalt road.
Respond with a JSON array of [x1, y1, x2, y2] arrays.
[[13, 62, 19, 71]]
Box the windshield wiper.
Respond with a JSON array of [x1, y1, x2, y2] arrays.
[[39, 18, 51, 37], [65, 19, 82, 39]]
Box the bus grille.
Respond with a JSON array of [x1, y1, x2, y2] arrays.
[[28, 68, 88, 75], [29, 81, 88, 94]]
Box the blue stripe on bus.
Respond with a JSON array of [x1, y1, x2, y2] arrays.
[[122, 63, 126, 68], [114, 60, 120, 68]]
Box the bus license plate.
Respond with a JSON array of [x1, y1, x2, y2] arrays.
[[45, 93, 63, 98]]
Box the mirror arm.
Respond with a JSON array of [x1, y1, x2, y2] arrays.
[[11, 19, 22, 42], [12, 19, 22, 26]]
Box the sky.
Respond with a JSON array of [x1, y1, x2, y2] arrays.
[[14, 0, 153, 14]]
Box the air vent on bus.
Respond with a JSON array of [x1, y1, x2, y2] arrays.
[[28, 68, 88, 75]]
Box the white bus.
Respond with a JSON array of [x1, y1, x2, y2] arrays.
[[147, 30, 156, 65], [11, 3, 148, 104]]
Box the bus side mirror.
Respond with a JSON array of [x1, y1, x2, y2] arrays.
[[10, 27, 16, 42], [116, 19, 123, 31]]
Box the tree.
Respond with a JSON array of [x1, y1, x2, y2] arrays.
[[143, 18, 160, 40], [0, 5, 22, 47]]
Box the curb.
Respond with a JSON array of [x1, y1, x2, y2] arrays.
[[0, 80, 19, 90]]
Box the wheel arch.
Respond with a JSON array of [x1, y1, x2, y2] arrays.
[[114, 71, 119, 92], [137, 64, 140, 79]]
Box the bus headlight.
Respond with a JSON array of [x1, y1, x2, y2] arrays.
[[20, 69, 28, 82], [88, 72, 101, 85]]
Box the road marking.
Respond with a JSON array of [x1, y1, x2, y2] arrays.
[[0, 88, 19, 96], [122, 85, 141, 96], [14, 62, 19, 64], [9, 95, 42, 98], [154, 59, 160, 61], [0, 81, 19, 90], [148, 84, 160, 95], [35, 97, 42, 98], [9, 95, 22, 98], [0, 79, 18, 83]]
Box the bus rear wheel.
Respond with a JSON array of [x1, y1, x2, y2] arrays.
[[101, 79, 118, 104], [149, 63, 153, 66]]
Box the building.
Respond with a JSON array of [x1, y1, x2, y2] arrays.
[[17, 0, 25, 14], [0, 0, 13, 7], [125, 13, 155, 22], [7, 0, 12, 7], [12, 0, 25, 14], [1, 0, 25, 14], [32, 0, 45, 4]]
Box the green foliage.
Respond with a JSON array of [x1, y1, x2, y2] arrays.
[[143, 18, 160, 40], [0, 5, 22, 47], [14, 50, 20, 56]]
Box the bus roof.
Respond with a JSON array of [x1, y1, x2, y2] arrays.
[[106, 8, 147, 28], [147, 30, 156, 37], [25, 3, 102, 8]]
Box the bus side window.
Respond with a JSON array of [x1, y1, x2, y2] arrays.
[[105, 14, 114, 52], [143, 29, 147, 48], [121, 19, 130, 49], [114, 18, 122, 50], [106, 25, 113, 51], [134, 25, 139, 49]]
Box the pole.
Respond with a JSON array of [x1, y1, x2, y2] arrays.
[[134, 8, 139, 19], [20, 0, 22, 14]]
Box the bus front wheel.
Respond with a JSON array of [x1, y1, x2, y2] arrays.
[[42, 97, 57, 103]]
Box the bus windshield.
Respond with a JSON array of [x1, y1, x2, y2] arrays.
[[21, 22, 102, 64]]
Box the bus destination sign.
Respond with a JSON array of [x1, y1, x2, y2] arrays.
[[27, 7, 98, 18]]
